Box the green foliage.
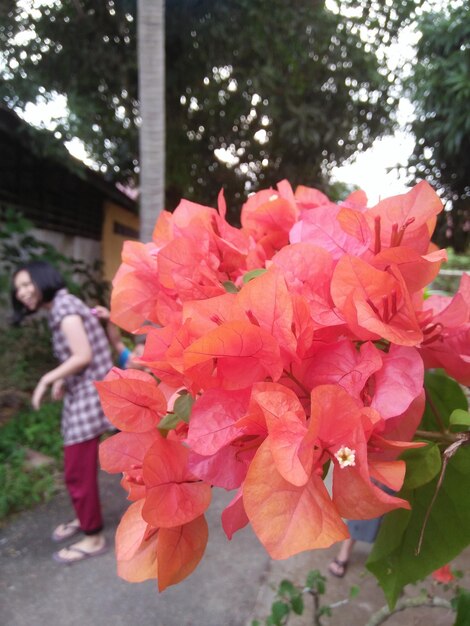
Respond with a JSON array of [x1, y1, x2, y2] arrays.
[[421, 370, 468, 432], [368, 446, 470, 609], [443, 249, 470, 272], [243, 269, 267, 284], [305, 569, 327, 595], [223, 280, 239, 293], [166, 0, 419, 216], [0, 401, 62, 460], [0, 459, 57, 520], [400, 444, 441, 491], [158, 391, 194, 435], [267, 601, 290, 626], [0, 0, 137, 182], [173, 391, 194, 423], [278, 580, 304, 615], [430, 250, 470, 295], [158, 412, 183, 434], [431, 273, 465, 298], [0, 320, 56, 393], [253, 577, 304, 626], [253, 569, 335, 626], [367, 371, 470, 609], [454, 589, 470, 626], [0, 402, 62, 520], [253, 562, 470, 625], [406, 3, 470, 252], [0, 0, 419, 218], [450, 410, 470, 429]]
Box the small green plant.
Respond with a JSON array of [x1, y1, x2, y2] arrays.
[[0, 319, 57, 393], [252, 566, 470, 626], [252, 569, 339, 626], [0, 455, 59, 520]]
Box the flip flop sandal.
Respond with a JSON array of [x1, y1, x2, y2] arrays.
[[51, 521, 81, 542], [52, 543, 109, 565], [328, 558, 348, 578]]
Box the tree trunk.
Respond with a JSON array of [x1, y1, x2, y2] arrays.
[[137, 0, 165, 242]]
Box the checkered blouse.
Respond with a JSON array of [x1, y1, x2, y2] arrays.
[[48, 289, 113, 445]]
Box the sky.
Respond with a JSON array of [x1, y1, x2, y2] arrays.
[[331, 99, 415, 204], [22, 95, 99, 170], [331, 21, 419, 204], [332, 133, 414, 204]]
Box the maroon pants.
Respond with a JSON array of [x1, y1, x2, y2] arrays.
[[64, 436, 103, 535]]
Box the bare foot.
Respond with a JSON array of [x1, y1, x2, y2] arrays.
[[51, 519, 81, 542], [53, 533, 107, 563], [328, 558, 348, 578]]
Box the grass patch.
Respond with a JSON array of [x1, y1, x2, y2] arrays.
[[0, 402, 63, 521], [0, 319, 57, 394]]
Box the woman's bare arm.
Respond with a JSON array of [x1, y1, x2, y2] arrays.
[[32, 315, 92, 409]]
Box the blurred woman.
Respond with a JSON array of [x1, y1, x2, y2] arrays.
[[328, 518, 382, 578], [12, 260, 113, 564]]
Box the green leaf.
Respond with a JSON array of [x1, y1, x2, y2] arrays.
[[401, 443, 442, 490], [305, 569, 326, 594], [222, 280, 239, 293], [157, 412, 182, 433], [173, 392, 194, 423], [290, 594, 304, 615], [278, 579, 296, 597], [318, 606, 332, 617], [277, 578, 303, 614], [422, 371, 468, 431], [270, 601, 290, 624], [450, 409, 470, 428], [454, 589, 470, 626], [367, 446, 470, 609], [349, 585, 360, 599], [242, 269, 267, 284]]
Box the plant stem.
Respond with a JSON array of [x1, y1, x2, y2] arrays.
[[414, 429, 460, 444], [364, 595, 452, 626], [309, 591, 322, 626], [416, 432, 470, 554]]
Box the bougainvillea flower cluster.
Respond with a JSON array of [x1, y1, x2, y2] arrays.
[[96, 180, 470, 590]]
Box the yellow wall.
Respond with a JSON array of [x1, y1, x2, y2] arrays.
[[102, 201, 140, 282]]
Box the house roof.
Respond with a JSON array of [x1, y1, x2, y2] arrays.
[[0, 106, 138, 240]]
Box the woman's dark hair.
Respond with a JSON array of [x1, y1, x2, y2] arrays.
[[11, 260, 66, 325]]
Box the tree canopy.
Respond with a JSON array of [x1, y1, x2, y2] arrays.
[[1, 0, 420, 220], [406, 3, 470, 252]]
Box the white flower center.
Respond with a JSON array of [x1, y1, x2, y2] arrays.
[[334, 446, 356, 469]]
